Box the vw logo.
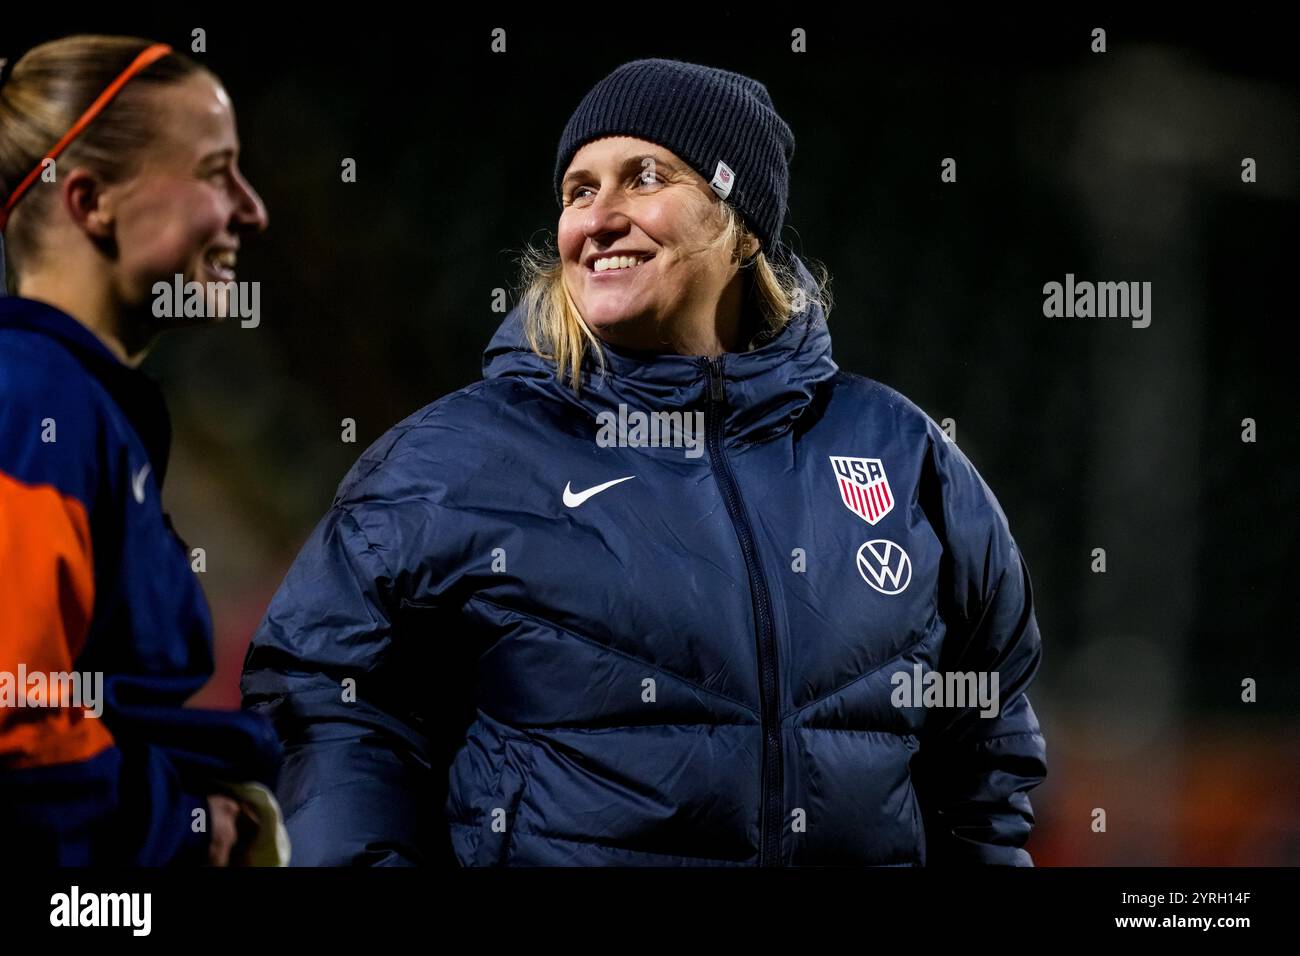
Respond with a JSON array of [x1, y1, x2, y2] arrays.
[[856, 539, 911, 595]]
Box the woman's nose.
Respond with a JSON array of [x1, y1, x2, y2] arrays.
[[231, 168, 270, 233], [582, 187, 629, 237]]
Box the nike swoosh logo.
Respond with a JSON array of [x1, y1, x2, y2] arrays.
[[131, 463, 151, 504], [563, 476, 635, 508]]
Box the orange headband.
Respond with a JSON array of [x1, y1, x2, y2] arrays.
[[0, 43, 173, 232]]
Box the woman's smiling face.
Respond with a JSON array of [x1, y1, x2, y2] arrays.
[[558, 135, 744, 352], [104, 70, 268, 316]]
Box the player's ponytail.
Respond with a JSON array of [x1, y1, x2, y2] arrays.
[[0, 35, 207, 284]]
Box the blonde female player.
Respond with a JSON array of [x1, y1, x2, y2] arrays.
[[0, 35, 284, 865]]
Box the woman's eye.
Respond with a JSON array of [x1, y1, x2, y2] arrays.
[[571, 174, 658, 203]]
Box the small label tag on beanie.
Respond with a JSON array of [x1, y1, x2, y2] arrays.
[[710, 160, 735, 200]]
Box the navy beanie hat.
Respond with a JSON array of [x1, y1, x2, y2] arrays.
[[553, 58, 796, 259]]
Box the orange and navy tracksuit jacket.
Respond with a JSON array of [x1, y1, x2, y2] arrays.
[[0, 295, 280, 865]]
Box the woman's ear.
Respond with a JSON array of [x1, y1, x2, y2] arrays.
[[62, 167, 114, 240]]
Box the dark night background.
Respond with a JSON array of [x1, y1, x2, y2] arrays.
[[5, 6, 1298, 864]]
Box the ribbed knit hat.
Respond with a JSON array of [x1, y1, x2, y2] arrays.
[[553, 58, 795, 259]]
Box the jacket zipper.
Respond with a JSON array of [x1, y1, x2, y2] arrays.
[[704, 355, 783, 866]]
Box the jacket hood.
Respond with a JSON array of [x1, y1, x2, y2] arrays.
[[482, 250, 838, 443]]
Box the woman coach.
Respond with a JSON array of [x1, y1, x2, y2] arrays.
[[0, 35, 283, 865], [242, 57, 1048, 866]]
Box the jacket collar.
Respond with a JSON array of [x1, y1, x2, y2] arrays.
[[482, 250, 837, 444], [0, 295, 173, 486]]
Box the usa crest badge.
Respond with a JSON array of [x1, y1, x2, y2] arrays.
[[830, 456, 894, 525]]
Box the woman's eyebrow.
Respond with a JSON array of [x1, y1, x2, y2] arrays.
[[562, 154, 675, 190]]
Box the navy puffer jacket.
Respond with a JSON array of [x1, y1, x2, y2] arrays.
[[241, 251, 1047, 866]]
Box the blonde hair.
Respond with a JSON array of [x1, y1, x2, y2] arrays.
[[512, 198, 832, 392], [0, 35, 209, 285]]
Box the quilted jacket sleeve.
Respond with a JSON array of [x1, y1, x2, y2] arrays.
[[910, 424, 1048, 866], [240, 458, 472, 866]]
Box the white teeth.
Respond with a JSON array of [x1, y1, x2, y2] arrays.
[[593, 255, 648, 272], [208, 250, 237, 270]]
